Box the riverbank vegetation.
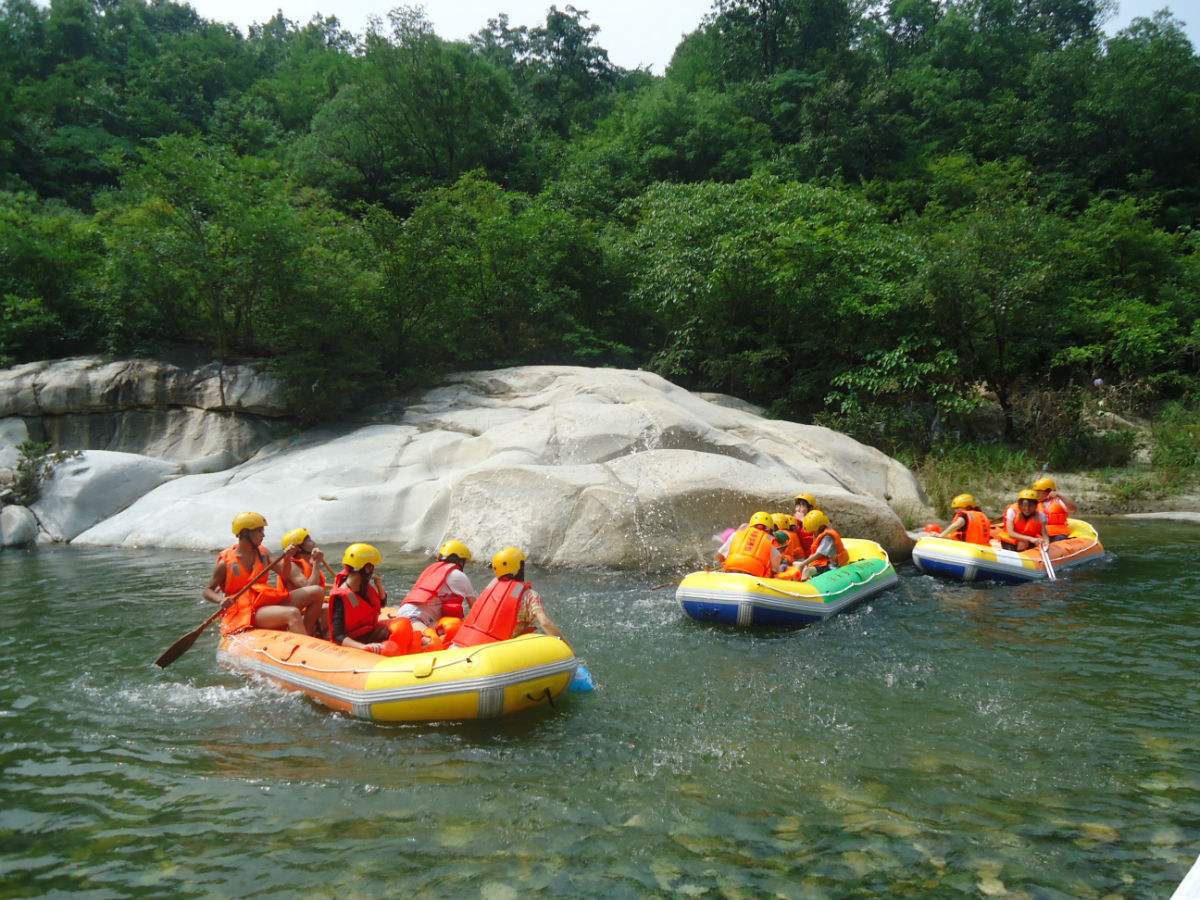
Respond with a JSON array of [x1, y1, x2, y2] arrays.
[[1, 0, 1197, 483]]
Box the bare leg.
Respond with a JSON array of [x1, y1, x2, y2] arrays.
[[254, 605, 306, 633], [285, 585, 324, 636]]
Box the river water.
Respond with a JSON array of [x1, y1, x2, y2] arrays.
[[1, 519, 1196, 897]]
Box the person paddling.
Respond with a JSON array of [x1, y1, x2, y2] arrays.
[[1033, 476, 1076, 543], [791, 509, 849, 581], [202, 512, 325, 636], [451, 547, 565, 647], [327, 543, 393, 653], [1000, 490, 1050, 552], [938, 494, 992, 546]]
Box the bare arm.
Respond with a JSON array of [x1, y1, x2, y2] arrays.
[[938, 513, 967, 539], [202, 560, 226, 604]]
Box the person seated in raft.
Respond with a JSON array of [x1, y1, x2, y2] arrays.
[[327, 543, 394, 654], [451, 547, 566, 647], [793, 493, 817, 556], [772, 514, 805, 564], [937, 494, 992, 546], [1000, 489, 1050, 552], [395, 539, 477, 630], [1033, 476, 1077, 543], [203, 512, 326, 637], [790, 509, 850, 582], [715, 512, 783, 577]]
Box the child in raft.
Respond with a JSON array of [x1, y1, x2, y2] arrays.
[[780, 510, 849, 581]]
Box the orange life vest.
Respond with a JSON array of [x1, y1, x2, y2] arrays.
[[782, 530, 804, 563], [453, 576, 533, 647], [723, 526, 774, 577], [1006, 503, 1044, 539], [327, 580, 385, 643], [952, 509, 992, 546], [218, 543, 272, 635], [274, 555, 325, 590], [808, 527, 849, 569], [1039, 498, 1070, 537]]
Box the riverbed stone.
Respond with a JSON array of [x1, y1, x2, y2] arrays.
[[31, 450, 180, 541], [0, 505, 38, 547], [69, 365, 924, 565]]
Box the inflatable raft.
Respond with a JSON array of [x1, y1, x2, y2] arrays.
[[912, 518, 1103, 584], [217, 629, 577, 723], [677, 538, 899, 627]]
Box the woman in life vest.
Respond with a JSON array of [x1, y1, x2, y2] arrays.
[[1000, 489, 1050, 552], [451, 547, 565, 648], [394, 539, 477, 628], [327, 543, 393, 653], [793, 493, 817, 556], [1033, 476, 1076, 543], [937, 494, 992, 546], [202, 512, 325, 636], [715, 512, 783, 577], [791, 509, 850, 581], [772, 514, 805, 565]]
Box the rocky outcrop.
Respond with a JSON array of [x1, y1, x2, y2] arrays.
[[31, 450, 180, 542], [73, 366, 926, 567], [0, 505, 38, 547], [0, 357, 290, 465]]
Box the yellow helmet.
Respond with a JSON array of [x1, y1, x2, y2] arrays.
[[1032, 476, 1056, 491], [794, 492, 817, 508], [342, 543, 382, 570], [231, 511, 267, 536], [749, 511, 773, 529], [950, 494, 977, 510], [281, 527, 310, 550], [1017, 489, 1040, 502], [771, 513, 791, 532], [492, 546, 526, 578], [438, 539, 472, 561], [802, 509, 829, 533]]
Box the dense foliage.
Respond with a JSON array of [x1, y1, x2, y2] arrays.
[[1, 0, 1197, 459]]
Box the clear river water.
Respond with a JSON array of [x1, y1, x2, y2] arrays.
[[1, 518, 1197, 898]]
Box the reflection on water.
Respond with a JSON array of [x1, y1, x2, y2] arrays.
[[1, 519, 1197, 896]]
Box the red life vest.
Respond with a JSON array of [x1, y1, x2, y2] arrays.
[[952, 509, 992, 546], [809, 527, 849, 569], [1006, 503, 1044, 539], [327, 580, 384, 643], [782, 530, 804, 563], [453, 577, 532, 647], [1039, 498, 1070, 537], [723, 526, 774, 577], [796, 525, 814, 557], [403, 561, 461, 608]]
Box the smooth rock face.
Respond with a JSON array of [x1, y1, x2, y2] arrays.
[[0, 505, 38, 547], [0, 357, 289, 464], [31, 450, 180, 542], [75, 366, 924, 566]]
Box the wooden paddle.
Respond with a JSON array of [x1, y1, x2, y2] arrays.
[[155, 552, 285, 669]]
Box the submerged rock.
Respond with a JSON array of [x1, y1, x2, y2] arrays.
[[27, 364, 921, 566]]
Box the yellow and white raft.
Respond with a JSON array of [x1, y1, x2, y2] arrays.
[[912, 518, 1104, 583], [218, 629, 577, 723]]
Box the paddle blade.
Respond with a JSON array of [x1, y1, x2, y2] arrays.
[[569, 663, 594, 694], [155, 625, 204, 668]]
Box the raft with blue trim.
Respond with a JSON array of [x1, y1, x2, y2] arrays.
[[218, 628, 577, 723], [677, 539, 899, 627], [912, 518, 1103, 584]]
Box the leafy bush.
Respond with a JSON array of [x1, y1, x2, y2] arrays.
[[1151, 403, 1200, 468], [11, 441, 80, 506], [913, 443, 1039, 516]]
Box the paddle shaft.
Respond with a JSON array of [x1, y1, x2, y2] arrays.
[[155, 551, 286, 668], [1040, 543, 1058, 581]]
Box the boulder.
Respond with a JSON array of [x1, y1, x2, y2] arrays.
[[0, 505, 38, 547], [74, 366, 925, 566], [0, 357, 289, 465], [31, 450, 180, 541]]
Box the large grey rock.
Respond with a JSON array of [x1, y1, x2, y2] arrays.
[[0, 357, 289, 464], [0, 505, 38, 547], [75, 366, 925, 566], [31, 450, 180, 541], [0, 417, 28, 470]]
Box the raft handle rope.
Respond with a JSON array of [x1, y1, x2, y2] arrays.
[[525, 687, 556, 708]]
